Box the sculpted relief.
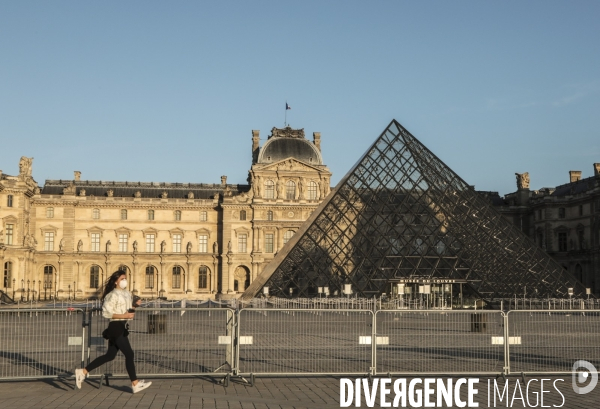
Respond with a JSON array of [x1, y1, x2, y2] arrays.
[[19, 156, 33, 177], [515, 172, 530, 190]]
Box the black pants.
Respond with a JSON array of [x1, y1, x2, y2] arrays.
[[85, 335, 137, 382]]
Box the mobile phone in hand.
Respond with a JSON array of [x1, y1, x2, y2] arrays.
[[128, 308, 135, 313]]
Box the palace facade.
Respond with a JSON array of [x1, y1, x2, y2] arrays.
[[491, 165, 600, 295], [0, 126, 331, 301]]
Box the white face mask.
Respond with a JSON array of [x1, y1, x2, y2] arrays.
[[118, 279, 128, 289]]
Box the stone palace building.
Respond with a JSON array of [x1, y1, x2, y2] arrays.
[[0, 126, 331, 301]]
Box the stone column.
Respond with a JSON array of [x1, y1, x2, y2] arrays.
[[212, 255, 218, 294]]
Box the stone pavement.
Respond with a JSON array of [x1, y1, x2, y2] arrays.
[[0, 375, 599, 408]]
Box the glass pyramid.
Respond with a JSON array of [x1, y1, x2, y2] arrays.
[[243, 120, 587, 300]]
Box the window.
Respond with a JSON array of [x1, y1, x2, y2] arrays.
[[146, 234, 155, 252], [173, 234, 182, 253], [175, 210, 181, 221], [44, 231, 54, 251], [3, 261, 12, 288], [145, 266, 155, 289], [240, 210, 246, 221], [238, 234, 247, 253], [267, 210, 273, 221], [120, 209, 127, 220], [6, 224, 14, 245], [92, 208, 100, 219], [46, 207, 54, 218], [264, 180, 275, 199], [537, 232, 544, 248], [308, 181, 318, 200], [265, 233, 274, 253], [578, 229, 585, 250], [579, 205, 583, 216], [283, 230, 294, 245], [43, 265, 53, 289], [286, 180, 296, 199], [118, 234, 128, 252], [199, 235, 208, 253], [200, 211, 207, 221], [91, 233, 100, 252], [199, 266, 208, 289], [558, 232, 567, 252], [558, 208, 566, 219], [172, 266, 182, 289], [7, 195, 13, 207], [90, 265, 100, 289], [148, 210, 155, 220]]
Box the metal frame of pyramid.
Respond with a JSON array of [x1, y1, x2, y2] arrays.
[[242, 120, 587, 301]]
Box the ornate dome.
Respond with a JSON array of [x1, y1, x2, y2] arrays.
[[257, 127, 323, 165]]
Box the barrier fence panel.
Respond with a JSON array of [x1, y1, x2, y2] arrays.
[[0, 308, 85, 380], [88, 308, 234, 378], [236, 309, 374, 376], [507, 310, 600, 374], [375, 310, 506, 375]]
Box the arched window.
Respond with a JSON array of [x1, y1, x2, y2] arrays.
[[90, 265, 100, 289], [92, 208, 100, 219], [575, 264, 583, 282], [148, 210, 155, 220], [199, 266, 209, 289], [240, 210, 246, 221], [267, 210, 273, 221], [46, 207, 54, 218], [264, 180, 275, 199], [286, 180, 296, 200], [145, 266, 155, 289], [172, 266, 182, 289], [43, 265, 54, 289], [117, 265, 128, 274], [174, 210, 181, 221], [308, 181, 318, 200], [3, 261, 12, 288], [283, 230, 295, 245], [120, 209, 127, 220]]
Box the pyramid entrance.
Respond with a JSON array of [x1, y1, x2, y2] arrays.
[[242, 120, 586, 302]]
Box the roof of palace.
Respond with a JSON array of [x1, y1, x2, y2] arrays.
[[41, 180, 251, 199], [258, 126, 323, 165]]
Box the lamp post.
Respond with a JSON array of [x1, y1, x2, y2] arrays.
[[38, 280, 41, 301], [21, 279, 24, 301], [27, 280, 30, 302], [12, 278, 15, 299]]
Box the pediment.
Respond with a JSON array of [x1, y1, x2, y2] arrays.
[[86, 226, 104, 237], [258, 158, 322, 173], [39, 224, 59, 233], [114, 226, 132, 237]]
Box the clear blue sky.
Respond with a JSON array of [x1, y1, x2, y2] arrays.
[[1, 1, 599, 195]]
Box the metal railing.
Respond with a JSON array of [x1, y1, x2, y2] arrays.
[[0, 308, 85, 380], [88, 308, 235, 380], [235, 309, 374, 376], [1, 306, 599, 382], [375, 310, 505, 375], [506, 310, 600, 375]]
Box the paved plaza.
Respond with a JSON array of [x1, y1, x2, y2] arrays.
[[1, 375, 600, 408]]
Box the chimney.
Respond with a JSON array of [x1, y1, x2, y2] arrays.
[[313, 132, 321, 152], [594, 163, 600, 177], [569, 171, 581, 183], [252, 130, 260, 164], [74, 171, 81, 181], [221, 175, 227, 186]]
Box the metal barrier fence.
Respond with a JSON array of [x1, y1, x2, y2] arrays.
[[88, 308, 235, 379], [1, 307, 599, 381], [506, 310, 600, 375], [0, 308, 85, 380], [375, 310, 506, 375], [236, 309, 374, 376]]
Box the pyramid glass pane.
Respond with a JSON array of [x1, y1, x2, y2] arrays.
[[243, 120, 587, 301]]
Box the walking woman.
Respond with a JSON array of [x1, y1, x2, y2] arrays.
[[75, 270, 152, 393]]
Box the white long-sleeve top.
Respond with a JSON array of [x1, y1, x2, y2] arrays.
[[102, 288, 133, 321]]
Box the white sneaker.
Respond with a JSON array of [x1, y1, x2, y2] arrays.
[[132, 380, 152, 393], [75, 368, 85, 389]]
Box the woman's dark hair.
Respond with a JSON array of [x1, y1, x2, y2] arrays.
[[101, 270, 127, 301]]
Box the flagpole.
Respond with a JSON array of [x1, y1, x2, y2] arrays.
[[285, 101, 287, 127]]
